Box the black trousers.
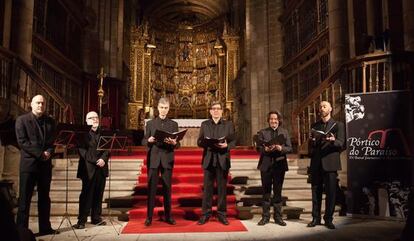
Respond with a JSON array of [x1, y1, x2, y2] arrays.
[[78, 172, 106, 224], [202, 164, 228, 217], [260, 167, 285, 218], [16, 168, 52, 232], [147, 166, 172, 219], [311, 167, 337, 222]]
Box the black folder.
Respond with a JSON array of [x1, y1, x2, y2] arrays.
[[154, 129, 187, 141], [201, 136, 226, 147], [311, 122, 337, 140], [259, 134, 286, 147]]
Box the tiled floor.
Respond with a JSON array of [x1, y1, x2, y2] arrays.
[[30, 215, 405, 241]]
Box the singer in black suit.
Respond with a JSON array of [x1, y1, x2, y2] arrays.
[[197, 101, 235, 225], [142, 97, 180, 226], [307, 101, 344, 229], [73, 111, 109, 229], [15, 95, 57, 236], [256, 111, 292, 226]]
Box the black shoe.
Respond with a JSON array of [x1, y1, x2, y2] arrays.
[[307, 219, 322, 227], [325, 221, 335, 229], [165, 218, 176, 225], [144, 218, 152, 226], [217, 215, 229, 225], [91, 219, 106, 226], [73, 223, 85, 229], [197, 215, 210, 225], [257, 217, 270, 226], [36, 228, 60, 236], [274, 217, 287, 226]]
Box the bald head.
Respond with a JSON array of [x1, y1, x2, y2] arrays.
[[31, 95, 46, 117], [319, 101, 332, 120], [86, 111, 100, 131]]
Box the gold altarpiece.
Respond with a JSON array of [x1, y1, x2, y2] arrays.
[[127, 22, 240, 130]]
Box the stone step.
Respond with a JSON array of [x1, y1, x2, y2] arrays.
[[52, 170, 141, 179], [53, 159, 144, 170], [247, 178, 309, 186], [49, 180, 137, 191], [29, 203, 125, 216], [32, 190, 134, 202]]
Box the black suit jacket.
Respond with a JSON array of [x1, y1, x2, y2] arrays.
[[15, 112, 56, 173], [142, 117, 179, 169], [256, 126, 292, 172], [77, 129, 109, 180], [309, 118, 345, 173], [197, 119, 235, 171]]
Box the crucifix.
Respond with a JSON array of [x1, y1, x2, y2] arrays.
[[97, 67, 106, 117]]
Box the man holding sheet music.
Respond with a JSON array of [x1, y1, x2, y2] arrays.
[[197, 101, 235, 225], [73, 111, 109, 229], [307, 101, 344, 229], [256, 111, 292, 226], [142, 97, 180, 226]]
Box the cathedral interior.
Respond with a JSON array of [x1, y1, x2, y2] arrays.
[[1, 0, 413, 148], [1, 1, 414, 240]]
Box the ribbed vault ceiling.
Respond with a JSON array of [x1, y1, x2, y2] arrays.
[[140, 0, 229, 28]]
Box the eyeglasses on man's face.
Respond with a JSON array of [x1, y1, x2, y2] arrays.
[[87, 116, 99, 120], [210, 107, 222, 111]]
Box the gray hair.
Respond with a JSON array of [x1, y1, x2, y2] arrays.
[[158, 97, 170, 106]]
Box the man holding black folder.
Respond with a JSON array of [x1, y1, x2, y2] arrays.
[[256, 111, 292, 226], [142, 97, 179, 226], [307, 101, 344, 229], [73, 111, 109, 229], [197, 101, 235, 225]]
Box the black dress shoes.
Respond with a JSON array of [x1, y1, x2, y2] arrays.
[[257, 217, 270, 226], [91, 219, 106, 226], [165, 218, 176, 225], [144, 218, 152, 226], [325, 221, 336, 229], [217, 215, 229, 225], [73, 223, 85, 229], [36, 228, 60, 236], [307, 219, 322, 227], [197, 215, 210, 225], [274, 217, 287, 226]]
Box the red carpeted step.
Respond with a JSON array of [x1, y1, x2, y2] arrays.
[[133, 183, 235, 195], [128, 206, 238, 220], [140, 165, 204, 174], [137, 173, 231, 184], [131, 194, 237, 207]]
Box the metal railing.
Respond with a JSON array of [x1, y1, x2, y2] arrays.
[[292, 51, 414, 155], [0, 47, 73, 122]]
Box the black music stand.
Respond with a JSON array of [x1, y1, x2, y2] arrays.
[[96, 131, 128, 235], [51, 124, 90, 241]]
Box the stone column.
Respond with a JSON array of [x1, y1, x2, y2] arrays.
[[2, 0, 12, 49], [403, 0, 414, 51], [328, 0, 349, 72], [10, 0, 34, 64], [366, 0, 378, 37]]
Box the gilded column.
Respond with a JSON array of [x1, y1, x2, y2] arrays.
[[223, 34, 240, 120], [127, 25, 149, 129]]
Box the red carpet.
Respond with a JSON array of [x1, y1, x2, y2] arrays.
[[122, 217, 247, 234], [120, 147, 257, 234]]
